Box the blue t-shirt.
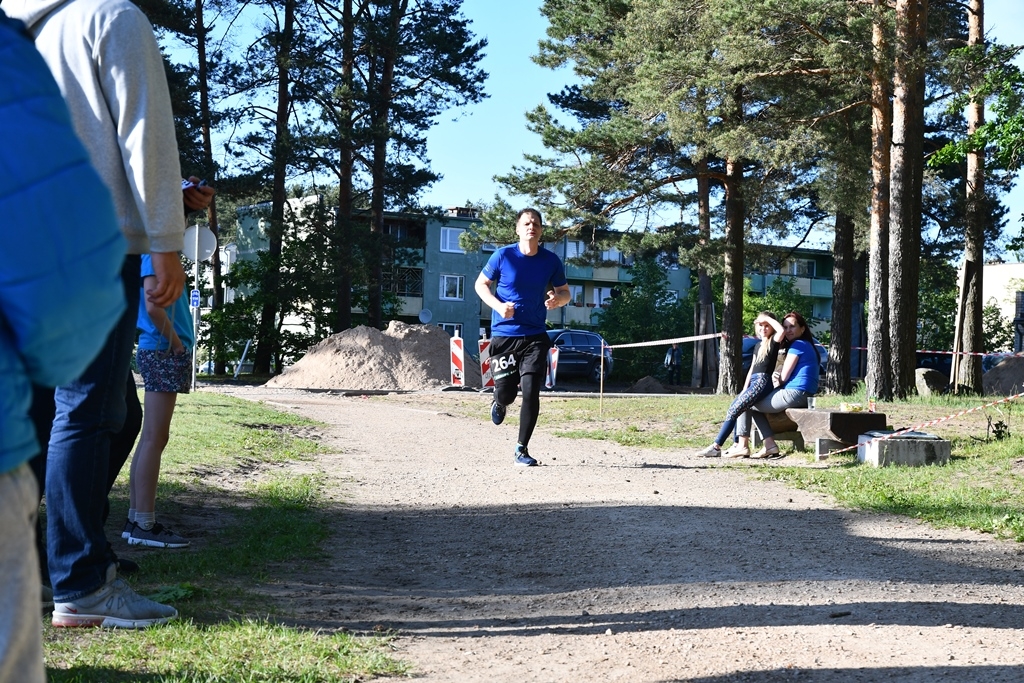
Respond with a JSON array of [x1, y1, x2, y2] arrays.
[[137, 254, 195, 352], [783, 339, 820, 394], [481, 243, 567, 337]]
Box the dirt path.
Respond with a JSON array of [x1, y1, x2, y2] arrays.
[[213, 387, 1024, 682]]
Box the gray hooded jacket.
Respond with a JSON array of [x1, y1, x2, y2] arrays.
[[2, 0, 185, 255]]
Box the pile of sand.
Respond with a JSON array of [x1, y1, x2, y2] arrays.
[[628, 375, 667, 393], [265, 321, 475, 391], [982, 356, 1024, 396]]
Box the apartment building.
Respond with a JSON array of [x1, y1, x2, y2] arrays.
[[227, 204, 693, 352], [227, 203, 837, 357]]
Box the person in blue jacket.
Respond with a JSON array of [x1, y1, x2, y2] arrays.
[[474, 208, 571, 467], [0, 11, 125, 679]]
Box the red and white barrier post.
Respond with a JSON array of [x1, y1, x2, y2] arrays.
[[545, 346, 560, 389], [479, 338, 494, 389], [450, 333, 465, 386]]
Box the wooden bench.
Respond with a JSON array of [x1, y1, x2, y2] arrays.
[[753, 409, 888, 455]]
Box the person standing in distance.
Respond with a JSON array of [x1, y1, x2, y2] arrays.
[[663, 342, 682, 386], [5, 0, 186, 627], [474, 208, 571, 466]]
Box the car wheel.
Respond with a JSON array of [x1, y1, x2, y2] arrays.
[[589, 359, 610, 383]]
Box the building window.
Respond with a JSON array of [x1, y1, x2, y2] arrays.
[[566, 240, 585, 259], [789, 259, 816, 278], [440, 274, 465, 301], [383, 267, 423, 297], [440, 227, 465, 253], [568, 284, 584, 306], [600, 246, 620, 263], [594, 286, 613, 307], [439, 322, 464, 338]]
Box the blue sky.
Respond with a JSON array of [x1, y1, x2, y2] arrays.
[[420, 0, 1024, 250]]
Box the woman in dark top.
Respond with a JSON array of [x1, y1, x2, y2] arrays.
[[697, 312, 784, 457], [731, 311, 822, 459]]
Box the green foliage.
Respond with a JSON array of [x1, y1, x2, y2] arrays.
[[741, 276, 818, 334], [930, 44, 1024, 173], [917, 257, 958, 351], [594, 257, 692, 380], [983, 303, 1014, 353]]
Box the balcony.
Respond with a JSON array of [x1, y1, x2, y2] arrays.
[[749, 274, 832, 299]]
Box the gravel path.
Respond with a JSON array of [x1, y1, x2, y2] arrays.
[[214, 386, 1024, 682]]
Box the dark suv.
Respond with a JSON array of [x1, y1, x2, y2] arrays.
[[546, 329, 614, 382]]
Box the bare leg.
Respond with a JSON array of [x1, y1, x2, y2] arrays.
[[129, 391, 177, 514]]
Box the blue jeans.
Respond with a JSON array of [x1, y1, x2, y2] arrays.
[[46, 256, 140, 601], [736, 387, 809, 439], [714, 373, 772, 446]]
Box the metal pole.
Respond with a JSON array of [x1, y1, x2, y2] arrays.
[[599, 344, 605, 416], [234, 338, 253, 380], [191, 227, 200, 392]]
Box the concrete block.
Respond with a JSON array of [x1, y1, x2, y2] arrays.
[[857, 430, 950, 467], [815, 437, 848, 460]]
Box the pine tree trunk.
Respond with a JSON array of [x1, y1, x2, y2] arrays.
[[692, 156, 716, 388], [957, 0, 985, 393], [366, 0, 408, 329], [194, 0, 226, 374], [852, 250, 868, 378], [254, 0, 296, 373], [867, 0, 893, 400], [334, 0, 354, 333], [887, 0, 927, 398], [827, 212, 854, 394], [719, 157, 745, 395]]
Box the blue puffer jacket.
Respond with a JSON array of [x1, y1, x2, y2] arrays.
[[0, 12, 126, 474]]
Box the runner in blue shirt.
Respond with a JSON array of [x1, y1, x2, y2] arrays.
[[474, 209, 570, 466]]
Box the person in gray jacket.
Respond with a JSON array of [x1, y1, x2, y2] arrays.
[[3, 0, 186, 627]]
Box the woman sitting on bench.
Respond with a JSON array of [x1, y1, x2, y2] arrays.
[[696, 312, 784, 458], [728, 311, 821, 459]]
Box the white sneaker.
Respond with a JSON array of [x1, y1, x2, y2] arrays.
[[695, 444, 721, 457], [722, 444, 750, 458], [52, 564, 177, 628]]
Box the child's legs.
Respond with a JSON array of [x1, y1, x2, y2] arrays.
[[130, 392, 178, 514], [131, 349, 191, 513]]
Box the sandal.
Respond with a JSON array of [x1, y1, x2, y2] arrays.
[[766, 450, 786, 460]]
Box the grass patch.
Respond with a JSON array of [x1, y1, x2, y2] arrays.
[[540, 390, 1024, 540], [44, 392, 403, 681], [761, 434, 1024, 541], [44, 619, 407, 682]]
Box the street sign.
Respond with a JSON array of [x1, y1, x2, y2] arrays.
[[190, 289, 201, 308]]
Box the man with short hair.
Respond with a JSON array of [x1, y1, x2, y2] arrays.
[[4, 0, 186, 627], [475, 208, 571, 466]]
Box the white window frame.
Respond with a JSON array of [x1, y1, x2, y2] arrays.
[[594, 286, 613, 307], [565, 240, 585, 259], [439, 274, 465, 301], [440, 227, 465, 253], [439, 322, 464, 338]]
